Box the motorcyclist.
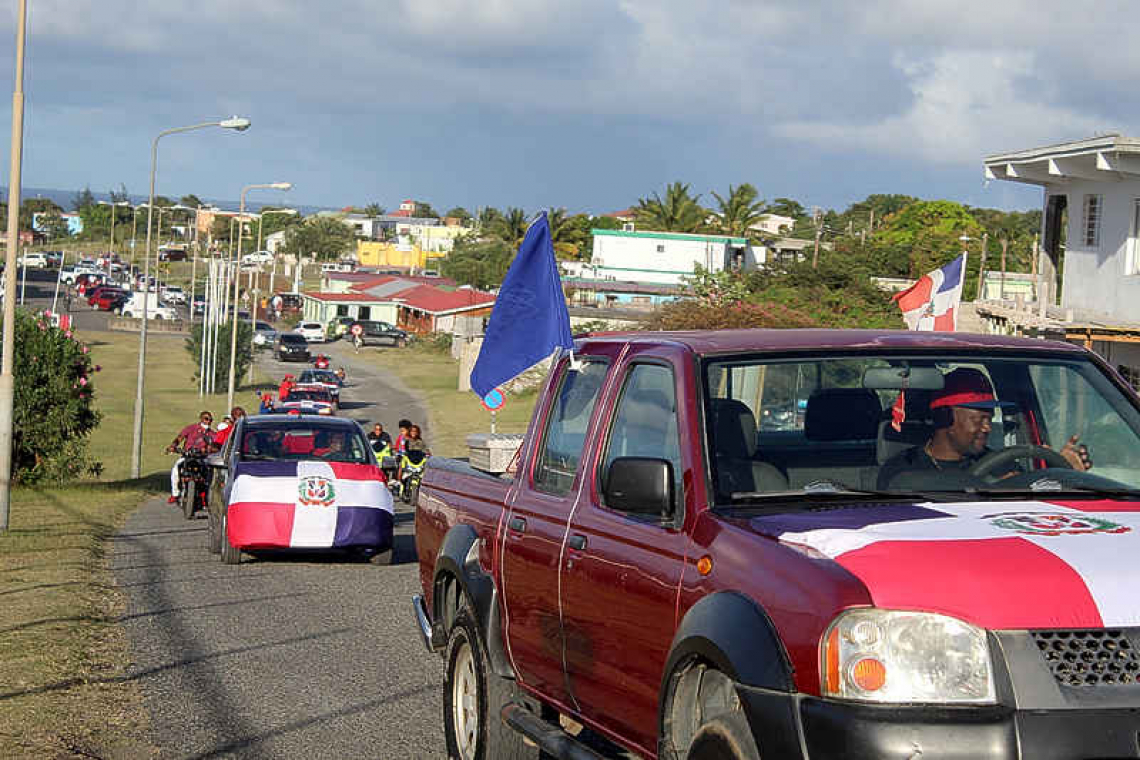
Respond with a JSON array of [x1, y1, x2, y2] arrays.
[[397, 424, 431, 485], [166, 411, 215, 504]]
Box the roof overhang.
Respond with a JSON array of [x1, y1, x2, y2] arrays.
[[983, 133, 1140, 187]]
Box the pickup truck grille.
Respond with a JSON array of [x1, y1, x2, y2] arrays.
[[1031, 629, 1140, 688]]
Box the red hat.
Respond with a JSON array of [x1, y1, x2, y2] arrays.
[[931, 368, 999, 409], [284, 374, 294, 380]]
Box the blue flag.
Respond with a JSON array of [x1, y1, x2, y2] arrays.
[[470, 212, 573, 399]]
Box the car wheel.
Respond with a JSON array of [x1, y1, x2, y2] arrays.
[[684, 711, 760, 760], [220, 509, 243, 565], [443, 608, 538, 760], [207, 506, 222, 554]]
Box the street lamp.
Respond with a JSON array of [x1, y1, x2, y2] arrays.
[[130, 117, 250, 479], [227, 182, 292, 409]]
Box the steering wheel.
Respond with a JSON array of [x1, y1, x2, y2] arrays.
[[968, 445, 1072, 480]]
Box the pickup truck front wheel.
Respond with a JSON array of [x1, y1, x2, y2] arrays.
[[444, 608, 537, 760], [685, 710, 759, 760]]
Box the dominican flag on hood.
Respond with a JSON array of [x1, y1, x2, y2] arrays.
[[226, 461, 393, 550], [893, 255, 964, 331], [752, 500, 1140, 630]]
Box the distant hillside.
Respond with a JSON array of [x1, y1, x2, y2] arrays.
[[1, 186, 337, 217]]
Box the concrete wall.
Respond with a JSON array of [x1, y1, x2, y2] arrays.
[[1055, 178, 1140, 321]]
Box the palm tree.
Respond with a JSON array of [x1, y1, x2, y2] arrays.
[[634, 182, 705, 232], [548, 207, 588, 259], [492, 207, 529, 251], [711, 183, 766, 239]]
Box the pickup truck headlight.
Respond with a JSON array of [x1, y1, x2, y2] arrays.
[[821, 609, 995, 704]]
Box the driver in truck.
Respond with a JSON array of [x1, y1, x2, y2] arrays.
[[877, 367, 1090, 489]]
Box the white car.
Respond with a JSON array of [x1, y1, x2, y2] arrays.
[[294, 321, 325, 342], [18, 252, 50, 268], [241, 251, 273, 265], [119, 294, 178, 321], [161, 285, 186, 304]]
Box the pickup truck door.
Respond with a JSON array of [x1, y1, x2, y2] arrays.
[[560, 357, 691, 752], [500, 357, 611, 704]]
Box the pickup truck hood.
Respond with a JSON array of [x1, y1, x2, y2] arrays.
[[750, 500, 1140, 631]]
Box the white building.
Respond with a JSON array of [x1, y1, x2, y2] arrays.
[[589, 229, 762, 286], [984, 133, 1140, 376], [751, 213, 796, 236]]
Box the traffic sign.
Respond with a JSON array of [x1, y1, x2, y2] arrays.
[[480, 388, 505, 412], [350, 323, 363, 336]]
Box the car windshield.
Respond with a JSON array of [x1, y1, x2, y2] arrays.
[[281, 335, 305, 344], [239, 424, 372, 463], [288, 388, 331, 402], [704, 351, 1140, 503], [301, 370, 337, 383]]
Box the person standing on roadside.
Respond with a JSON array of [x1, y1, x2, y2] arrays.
[[214, 407, 246, 448]]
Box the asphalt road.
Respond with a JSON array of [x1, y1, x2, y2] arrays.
[[109, 341, 449, 758]]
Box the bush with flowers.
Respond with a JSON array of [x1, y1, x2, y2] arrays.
[[9, 309, 102, 483]]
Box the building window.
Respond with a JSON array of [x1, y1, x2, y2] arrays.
[[1127, 200, 1140, 276], [656, 244, 665, 253], [1083, 194, 1102, 247]]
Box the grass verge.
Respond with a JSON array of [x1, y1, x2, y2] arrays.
[[356, 342, 539, 458], [0, 328, 236, 757]]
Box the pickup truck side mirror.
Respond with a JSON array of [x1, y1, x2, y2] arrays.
[[604, 457, 673, 517]]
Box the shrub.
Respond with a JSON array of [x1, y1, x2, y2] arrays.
[[184, 320, 253, 390], [645, 299, 818, 331], [423, 332, 453, 354], [10, 309, 103, 483]]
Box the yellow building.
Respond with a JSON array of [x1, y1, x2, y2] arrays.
[[356, 241, 447, 271]]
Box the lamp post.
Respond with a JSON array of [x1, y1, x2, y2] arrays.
[[0, 0, 28, 530], [129, 117, 250, 480], [227, 183, 291, 409]]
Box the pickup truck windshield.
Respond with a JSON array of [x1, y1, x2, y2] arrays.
[[704, 352, 1140, 502]]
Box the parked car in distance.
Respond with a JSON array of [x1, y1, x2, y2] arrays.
[[161, 285, 186, 305], [274, 333, 311, 362], [241, 250, 273, 265], [349, 320, 409, 347], [61, 265, 99, 285], [18, 252, 50, 268], [327, 316, 356, 340], [320, 262, 354, 273], [294, 321, 325, 343], [252, 321, 278, 347], [192, 297, 206, 316], [157, 247, 187, 262], [118, 293, 177, 320], [87, 286, 128, 309]]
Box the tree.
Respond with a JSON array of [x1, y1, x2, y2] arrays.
[[279, 216, 356, 261], [363, 203, 385, 216], [547, 208, 590, 259], [765, 197, 807, 221], [441, 237, 514, 289], [634, 182, 706, 232], [710, 183, 766, 239], [185, 319, 253, 391], [414, 202, 439, 218], [8, 309, 102, 483], [864, 200, 985, 294], [491, 207, 529, 251], [109, 183, 130, 203], [477, 207, 503, 230], [181, 194, 205, 209], [72, 186, 96, 212], [445, 207, 471, 221]]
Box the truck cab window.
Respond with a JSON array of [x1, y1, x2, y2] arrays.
[[533, 360, 607, 495], [602, 364, 682, 512]]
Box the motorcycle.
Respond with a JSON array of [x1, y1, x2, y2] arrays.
[[177, 449, 212, 520], [395, 449, 428, 505]]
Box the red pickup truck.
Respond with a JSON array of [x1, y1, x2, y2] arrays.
[[414, 329, 1140, 760]]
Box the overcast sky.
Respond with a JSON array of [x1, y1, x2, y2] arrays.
[[0, 1, 1132, 215]]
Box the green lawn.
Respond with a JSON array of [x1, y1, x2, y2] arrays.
[[0, 328, 232, 757], [353, 343, 539, 458]]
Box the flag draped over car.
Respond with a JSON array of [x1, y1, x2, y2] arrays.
[[226, 461, 393, 548], [752, 501, 1140, 629], [470, 212, 573, 400], [892, 255, 964, 331]]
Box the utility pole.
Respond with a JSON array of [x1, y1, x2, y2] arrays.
[[976, 232, 989, 300], [812, 208, 823, 269], [0, 0, 28, 531], [999, 238, 1008, 300]]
